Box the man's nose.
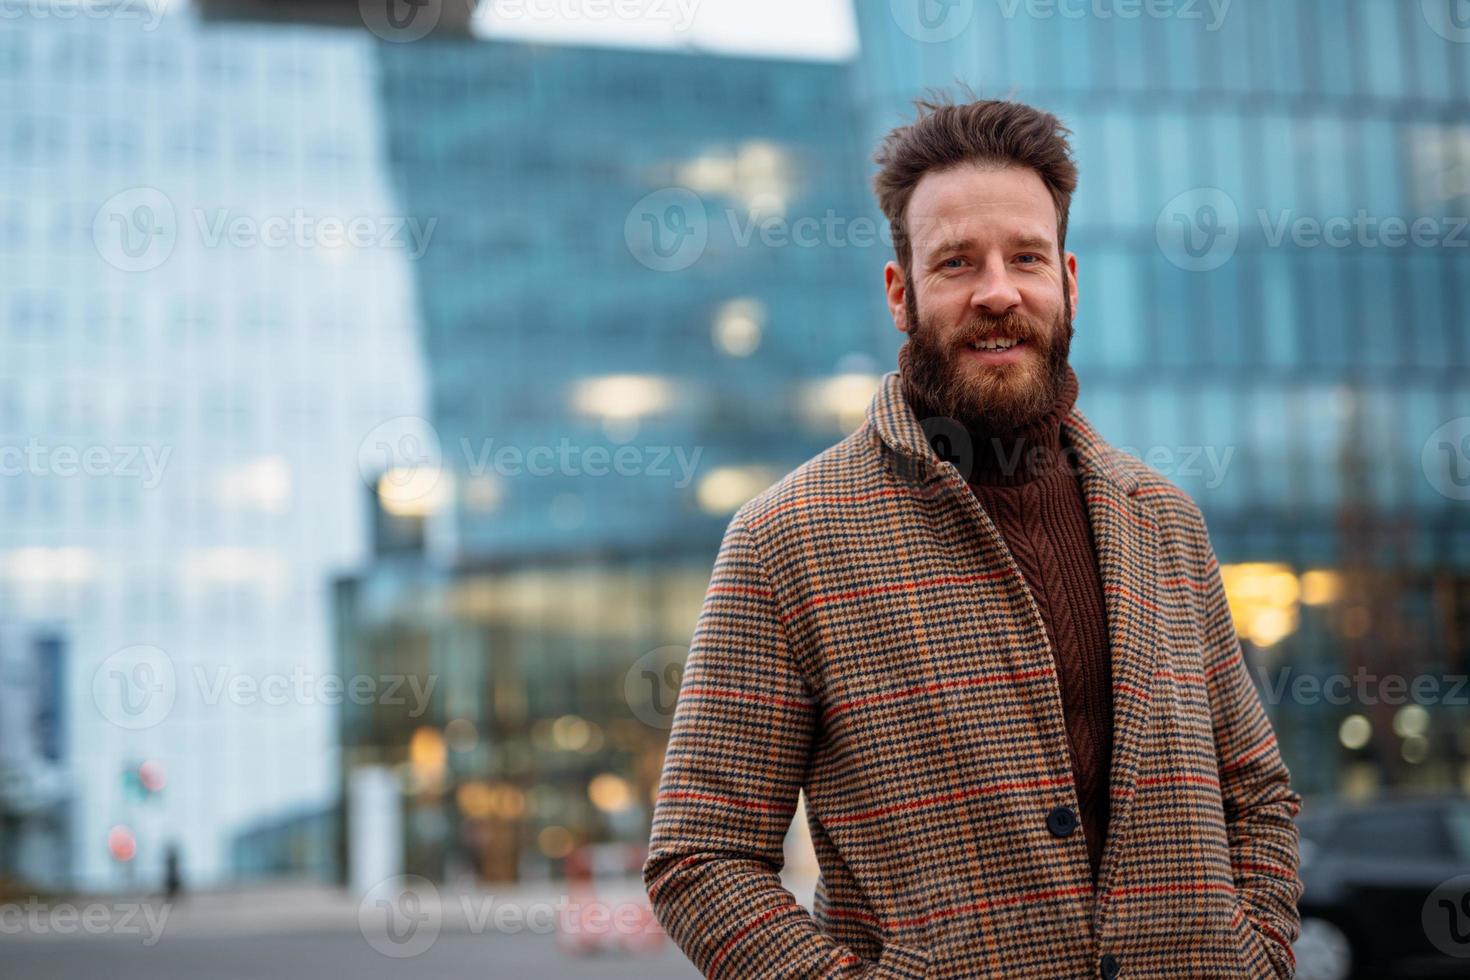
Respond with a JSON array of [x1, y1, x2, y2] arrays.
[[968, 257, 1023, 316]]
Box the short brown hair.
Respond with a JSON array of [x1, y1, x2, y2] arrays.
[[873, 94, 1079, 273]]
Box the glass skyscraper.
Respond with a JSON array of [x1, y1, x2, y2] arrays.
[[335, 35, 885, 884], [853, 0, 1470, 797]]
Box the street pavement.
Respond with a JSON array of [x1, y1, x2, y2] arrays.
[[4, 929, 701, 979], [1, 876, 706, 979]]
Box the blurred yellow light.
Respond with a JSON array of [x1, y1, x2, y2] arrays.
[[674, 140, 793, 215], [1339, 714, 1371, 750], [409, 726, 447, 790], [713, 298, 764, 357], [457, 781, 494, 820], [696, 465, 778, 515], [377, 466, 447, 517], [588, 773, 634, 813], [1221, 563, 1301, 648], [1220, 563, 1299, 606], [1393, 704, 1429, 739], [1298, 569, 1342, 606], [552, 715, 592, 752], [799, 374, 881, 433], [1246, 606, 1298, 648], [1401, 734, 1429, 764], [488, 783, 526, 820], [538, 825, 575, 859], [569, 374, 675, 421]]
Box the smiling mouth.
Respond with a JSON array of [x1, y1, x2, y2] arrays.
[[967, 337, 1024, 352]]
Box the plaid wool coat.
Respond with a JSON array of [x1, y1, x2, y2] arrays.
[[644, 370, 1304, 979]]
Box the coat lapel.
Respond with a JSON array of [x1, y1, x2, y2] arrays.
[[1062, 410, 1162, 906], [866, 370, 1165, 903]]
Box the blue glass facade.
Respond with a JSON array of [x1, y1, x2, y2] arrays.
[[337, 39, 890, 883], [373, 39, 884, 557], [854, 0, 1470, 796]]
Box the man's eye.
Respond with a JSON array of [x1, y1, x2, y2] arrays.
[[941, 256, 967, 269], [1016, 254, 1041, 264]]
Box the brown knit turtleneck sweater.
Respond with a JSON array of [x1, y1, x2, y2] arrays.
[[901, 354, 1113, 885]]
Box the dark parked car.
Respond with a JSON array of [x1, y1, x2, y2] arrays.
[[1294, 794, 1470, 979]]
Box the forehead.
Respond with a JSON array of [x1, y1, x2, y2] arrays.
[[905, 163, 1058, 257]]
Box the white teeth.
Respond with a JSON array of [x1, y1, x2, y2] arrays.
[[970, 338, 1018, 351]]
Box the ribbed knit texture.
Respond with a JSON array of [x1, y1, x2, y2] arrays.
[[902, 356, 1114, 884]]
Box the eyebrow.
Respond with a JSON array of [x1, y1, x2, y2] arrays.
[[923, 234, 1056, 259]]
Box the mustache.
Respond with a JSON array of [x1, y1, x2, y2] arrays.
[[950, 311, 1047, 349]]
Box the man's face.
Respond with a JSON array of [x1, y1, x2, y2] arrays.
[[885, 163, 1078, 433]]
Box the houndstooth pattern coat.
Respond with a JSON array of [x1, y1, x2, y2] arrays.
[[644, 370, 1303, 978]]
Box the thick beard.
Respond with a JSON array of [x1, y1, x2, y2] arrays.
[[901, 282, 1074, 436]]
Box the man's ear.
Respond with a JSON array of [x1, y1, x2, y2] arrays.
[[1064, 251, 1078, 318], [884, 261, 910, 334]]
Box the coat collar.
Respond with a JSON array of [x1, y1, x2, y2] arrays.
[[864, 369, 1142, 495], [865, 368, 1161, 904]]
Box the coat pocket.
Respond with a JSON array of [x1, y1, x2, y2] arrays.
[[873, 941, 931, 979], [1228, 899, 1275, 979]]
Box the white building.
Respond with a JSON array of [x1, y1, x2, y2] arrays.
[[0, 8, 429, 889]]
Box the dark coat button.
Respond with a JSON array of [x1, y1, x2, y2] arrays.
[[1099, 953, 1121, 979], [1046, 805, 1079, 837]]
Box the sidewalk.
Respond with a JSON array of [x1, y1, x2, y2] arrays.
[[3, 871, 822, 944], [1, 874, 672, 942]]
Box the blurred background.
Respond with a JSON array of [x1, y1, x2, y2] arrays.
[[0, 1, 1467, 977]]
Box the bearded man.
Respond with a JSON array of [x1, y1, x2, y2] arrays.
[[645, 96, 1302, 980]]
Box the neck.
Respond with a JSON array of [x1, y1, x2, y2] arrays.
[[900, 347, 1080, 488]]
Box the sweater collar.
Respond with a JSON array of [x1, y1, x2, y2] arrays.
[[927, 362, 1080, 488], [865, 355, 1139, 495]]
